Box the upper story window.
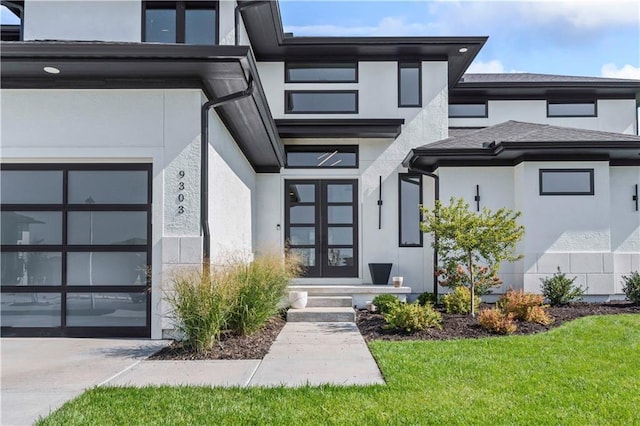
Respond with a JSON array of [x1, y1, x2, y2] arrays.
[[1, 3, 22, 41], [143, 1, 217, 45], [285, 146, 358, 168], [449, 102, 487, 118], [285, 63, 358, 83], [398, 62, 421, 107], [547, 100, 596, 117], [285, 91, 358, 114], [539, 169, 594, 196]]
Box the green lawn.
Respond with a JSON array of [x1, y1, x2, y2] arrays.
[[39, 315, 640, 425]]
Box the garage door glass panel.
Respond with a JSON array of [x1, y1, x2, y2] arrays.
[[1, 293, 61, 327], [0, 171, 62, 204], [67, 252, 147, 286], [68, 171, 148, 204], [1, 212, 62, 245], [1, 252, 62, 286], [67, 212, 147, 245], [66, 292, 146, 326]]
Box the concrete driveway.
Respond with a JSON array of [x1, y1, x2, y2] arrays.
[[1, 338, 167, 426]]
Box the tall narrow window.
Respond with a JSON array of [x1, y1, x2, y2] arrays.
[[399, 174, 423, 247], [143, 1, 217, 45], [398, 62, 421, 107]]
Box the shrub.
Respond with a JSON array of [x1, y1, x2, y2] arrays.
[[540, 267, 585, 305], [165, 269, 236, 353], [417, 292, 437, 306], [383, 302, 442, 332], [227, 253, 302, 336], [525, 305, 554, 325], [497, 288, 543, 320], [621, 271, 640, 304], [478, 308, 517, 334], [442, 286, 481, 314], [372, 294, 401, 315]]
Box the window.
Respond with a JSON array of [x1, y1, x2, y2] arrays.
[[285, 91, 358, 114], [547, 101, 596, 117], [398, 62, 421, 107], [1, 3, 22, 41], [539, 169, 594, 195], [286, 146, 358, 168], [143, 1, 217, 45], [285, 63, 358, 83], [449, 103, 487, 118], [1, 164, 151, 337], [399, 174, 423, 247]]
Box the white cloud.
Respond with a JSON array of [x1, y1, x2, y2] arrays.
[[601, 63, 640, 80], [466, 60, 525, 74]]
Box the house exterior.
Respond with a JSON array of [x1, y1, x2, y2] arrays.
[[1, 0, 638, 338]]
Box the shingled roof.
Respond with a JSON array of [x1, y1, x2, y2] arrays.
[[403, 121, 640, 172], [460, 73, 640, 84]]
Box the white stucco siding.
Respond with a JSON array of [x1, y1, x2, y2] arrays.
[[206, 107, 256, 262], [449, 99, 637, 135], [24, 0, 142, 42], [218, 0, 236, 46]]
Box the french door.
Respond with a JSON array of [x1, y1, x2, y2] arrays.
[[285, 180, 358, 278]]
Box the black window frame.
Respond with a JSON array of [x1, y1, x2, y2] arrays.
[[539, 168, 595, 196], [284, 90, 359, 114], [142, 1, 219, 45], [0, 163, 152, 338], [398, 173, 423, 247], [448, 102, 488, 118], [547, 100, 597, 118], [0, 1, 23, 41], [284, 62, 359, 83], [285, 145, 359, 169], [398, 62, 422, 108]]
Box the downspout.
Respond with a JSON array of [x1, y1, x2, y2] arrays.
[[201, 73, 254, 272], [408, 158, 440, 302]]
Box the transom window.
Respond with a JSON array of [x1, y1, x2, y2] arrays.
[[539, 169, 594, 195], [0, 164, 152, 337], [286, 146, 358, 168], [547, 101, 596, 117], [399, 174, 423, 247], [285, 63, 358, 83], [449, 103, 487, 118], [398, 62, 421, 107], [143, 1, 217, 45], [285, 91, 358, 114]]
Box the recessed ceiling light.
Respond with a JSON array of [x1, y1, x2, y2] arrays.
[[459, 47, 468, 53], [43, 66, 60, 74]]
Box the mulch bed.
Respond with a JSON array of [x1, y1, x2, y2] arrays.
[[148, 315, 286, 360], [357, 302, 640, 342]]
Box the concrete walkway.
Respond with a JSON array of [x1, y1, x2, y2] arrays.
[[1, 323, 383, 425], [110, 322, 385, 387]]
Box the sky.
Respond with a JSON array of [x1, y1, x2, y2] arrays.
[[1, 0, 638, 79], [277, 0, 640, 79]]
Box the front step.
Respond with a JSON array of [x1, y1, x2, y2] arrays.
[[307, 296, 353, 308], [287, 307, 356, 322]]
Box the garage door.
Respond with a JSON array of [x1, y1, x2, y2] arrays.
[[1, 164, 151, 337]]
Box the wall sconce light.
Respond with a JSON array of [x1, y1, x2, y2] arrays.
[[474, 184, 481, 212]]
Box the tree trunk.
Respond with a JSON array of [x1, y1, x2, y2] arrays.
[[468, 252, 475, 317]]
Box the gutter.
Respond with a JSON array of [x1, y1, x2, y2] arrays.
[[200, 71, 254, 271], [406, 154, 440, 302]]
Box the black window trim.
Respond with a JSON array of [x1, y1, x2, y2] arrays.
[[546, 100, 597, 118], [398, 61, 422, 108], [398, 173, 423, 247], [0, 163, 152, 338], [285, 145, 359, 169], [284, 90, 359, 114], [284, 62, 359, 83], [142, 0, 219, 45], [539, 168, 595, 196], [448, 101, 488, 118]]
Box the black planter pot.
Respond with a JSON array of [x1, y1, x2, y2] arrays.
[[368, 263, 392, 285]]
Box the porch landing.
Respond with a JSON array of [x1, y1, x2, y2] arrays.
[[288, 285, 412, 308]]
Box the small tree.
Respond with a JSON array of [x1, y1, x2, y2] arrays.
[[421, 197, 525, 316]]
